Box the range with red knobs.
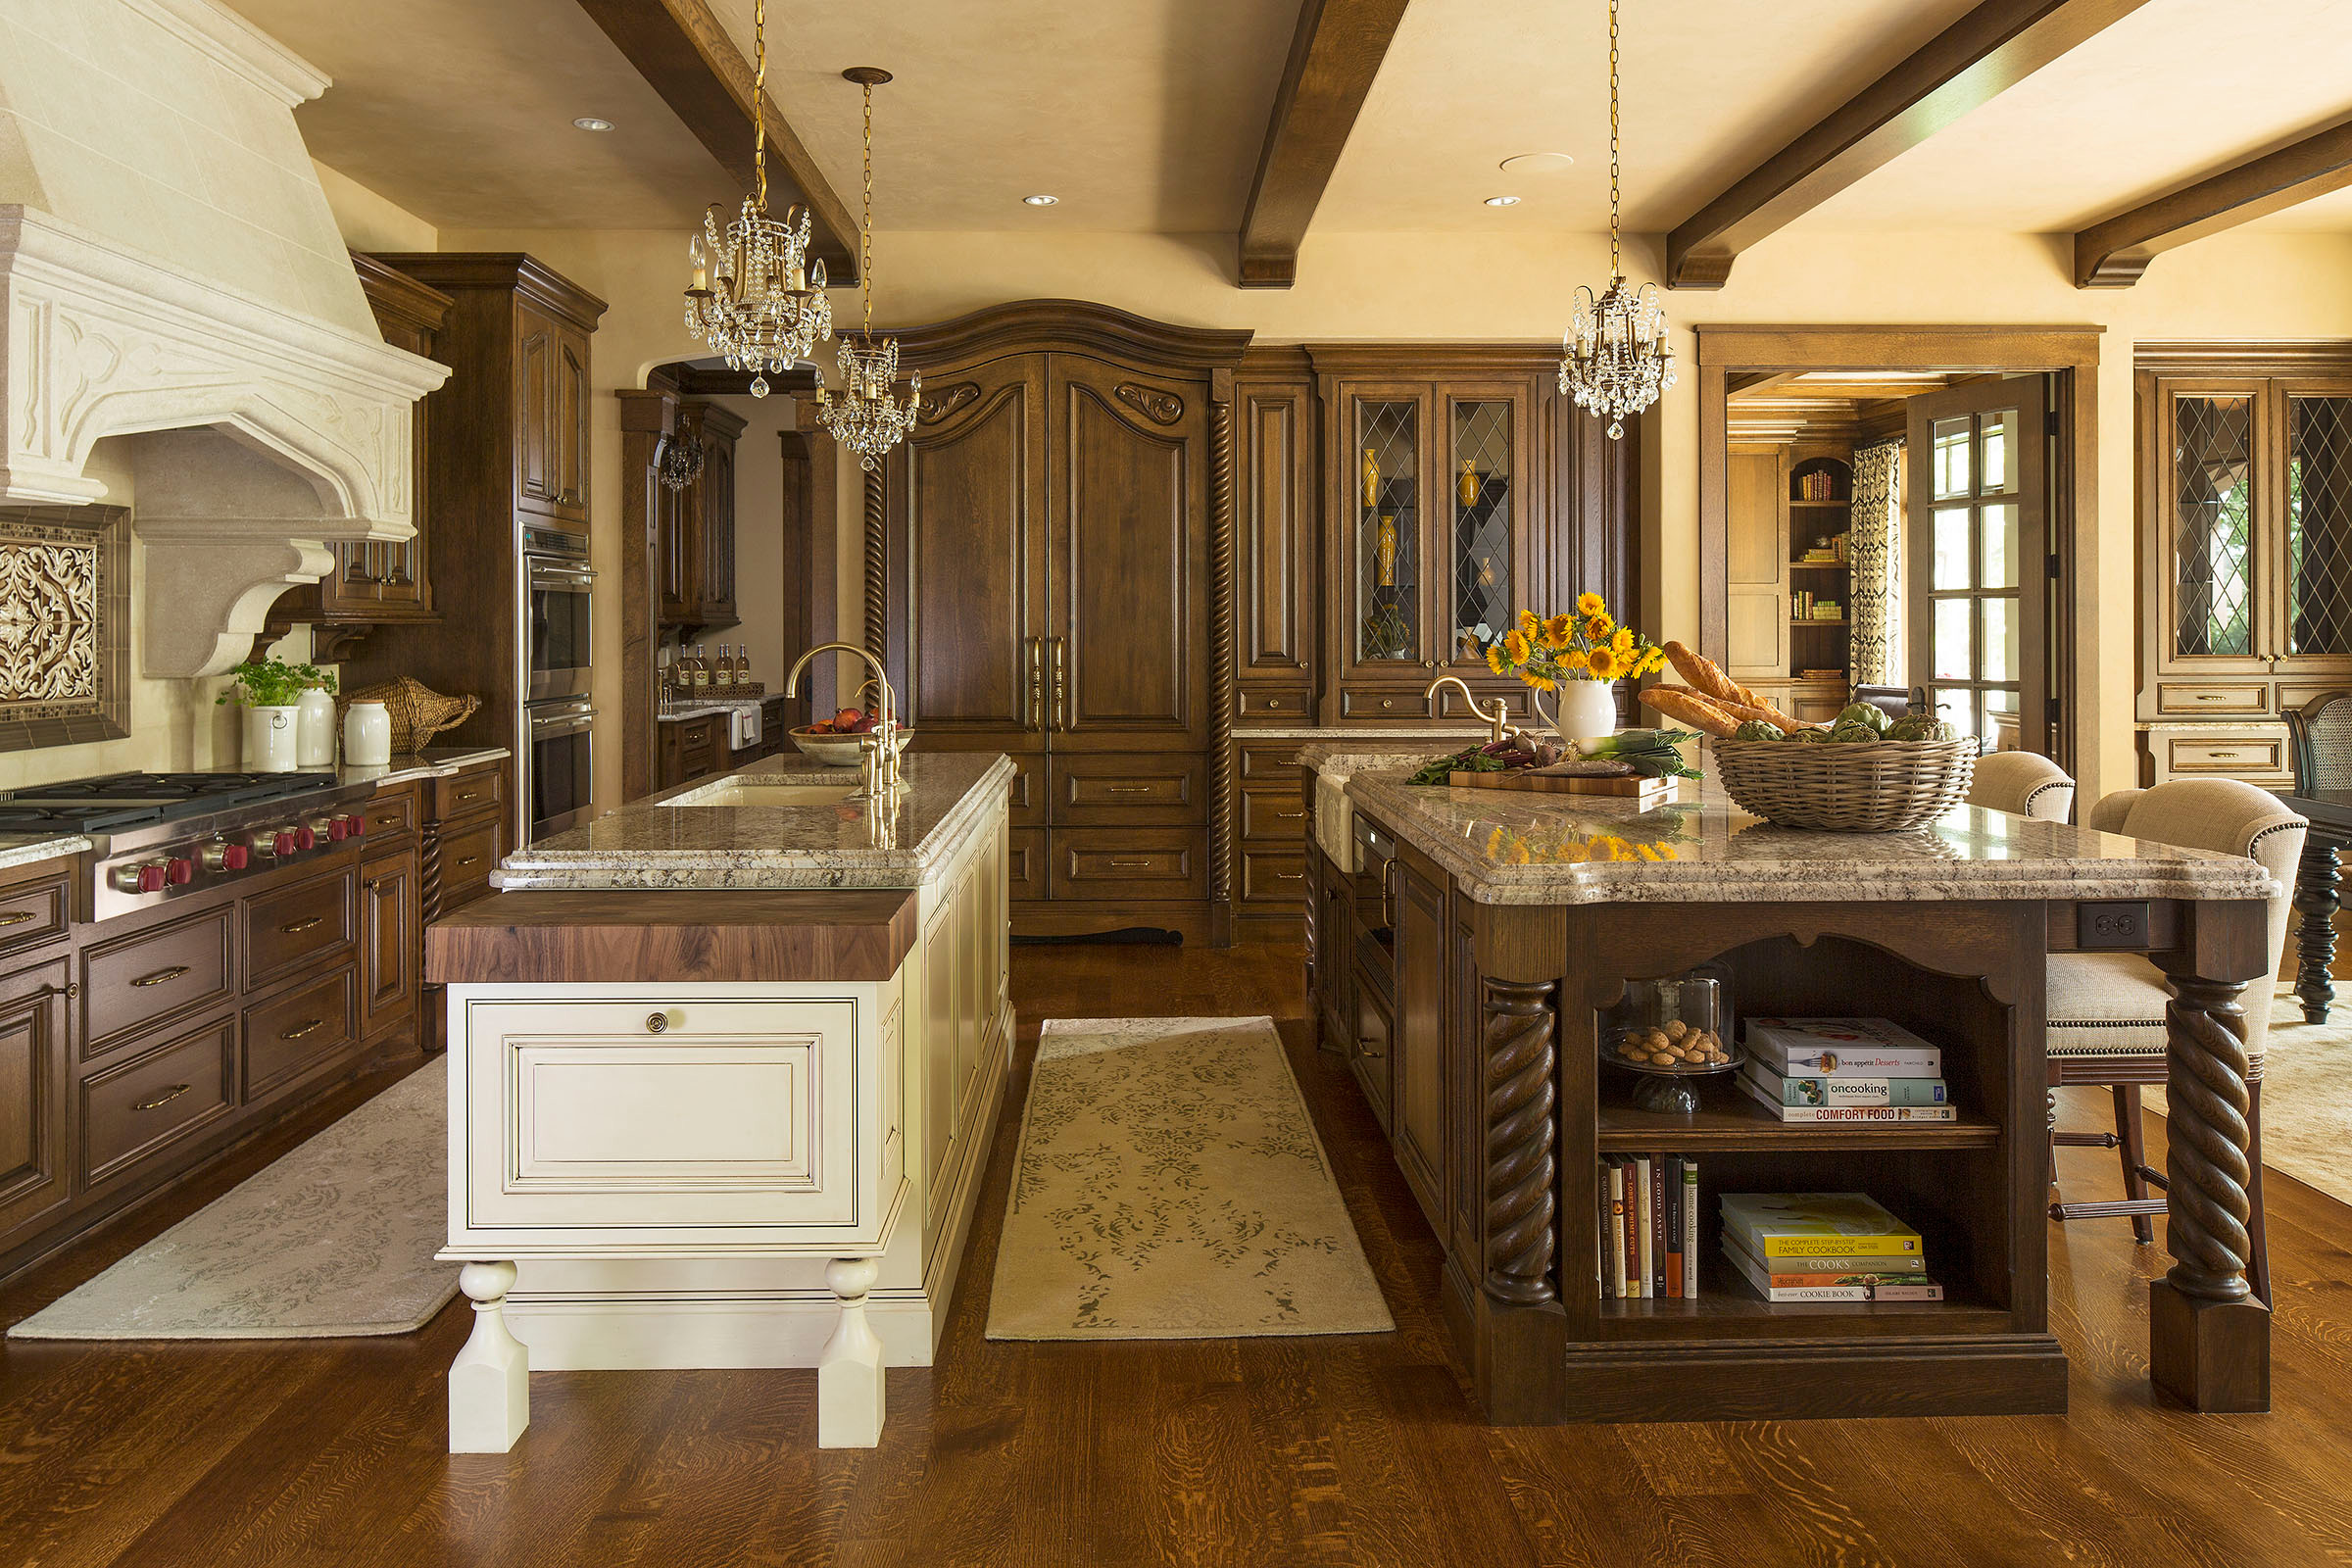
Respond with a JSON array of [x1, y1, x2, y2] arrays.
[[0, 771, 378, 919]]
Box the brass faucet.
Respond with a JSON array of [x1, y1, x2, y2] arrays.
[[1424, 675, 1519, 746], [785, 642, 905, 802]]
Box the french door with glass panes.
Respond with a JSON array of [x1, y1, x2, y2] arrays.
[[1906, 376, 2047, 752]]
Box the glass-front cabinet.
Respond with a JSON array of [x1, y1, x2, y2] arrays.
[[1321, 366, 1545, 724]]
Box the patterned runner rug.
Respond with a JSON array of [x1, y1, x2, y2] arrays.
[[10, 1056, 451, 1340], [987, 1015, 1394, 1341], [2144, 985, 2352, 1207]]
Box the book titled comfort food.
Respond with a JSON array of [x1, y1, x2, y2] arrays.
[[1719, 1192, 1922, 1258], [1742, 1017, 1942, 1077]]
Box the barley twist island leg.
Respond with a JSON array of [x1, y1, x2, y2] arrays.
[[2153, 935, 2270, 1413], [449, 1260, 529, 1452], [2292, 837, 2338, 1024], [818, 1256, 886, 1447]]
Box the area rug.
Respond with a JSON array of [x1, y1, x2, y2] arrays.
[[987, 1015, 1394, 1341], [2144, 985, 2352, 1207], [10, 1057, 452, 1340]]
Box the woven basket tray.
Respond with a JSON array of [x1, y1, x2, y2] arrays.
[[337, 675, 480, 755], [1710, 736, 1978, 832]]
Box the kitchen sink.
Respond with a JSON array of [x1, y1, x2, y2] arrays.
[[662, 780, 862, 808]]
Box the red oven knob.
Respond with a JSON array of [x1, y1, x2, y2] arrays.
[[166, 857, 193, 886], [220, 843, 249, 870], [323, 815, 348, 842], [342, 812, 367, 838], [135, 862, 167, 894], [294, 825, 317, 851], [272, 830, 298, 858]]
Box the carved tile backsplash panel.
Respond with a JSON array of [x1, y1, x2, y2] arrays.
[[0, 509, 129, 750]]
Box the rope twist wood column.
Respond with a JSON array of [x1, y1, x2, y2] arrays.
[[861, 466, 886, 680], [2161, 973, 2256, 1301], [1208, 394, 1236, 906], [1483, 975, 1557, 1304]]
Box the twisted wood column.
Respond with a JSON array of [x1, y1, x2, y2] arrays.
[[1207, 392, 1235, 907], [2158, 972, 2256, 1302], [2293, 837, 2338, 1023], [1482, 975, 1557, 1304], [861, 466, 886, 687]]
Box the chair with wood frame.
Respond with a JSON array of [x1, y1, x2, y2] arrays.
[[1851, 684, 1924, 722], [2044, 780, 2304, 1302], [2284, 689, 2352, 793]]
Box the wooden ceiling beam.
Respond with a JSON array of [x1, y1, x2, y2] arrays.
[[573, 0, 858, 284], [1664, 0, 2154, 289], [1236, 0, 1412, 289], [2073, 117, 2352, 287]]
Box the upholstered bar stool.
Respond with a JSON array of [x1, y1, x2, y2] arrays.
[[1965, 751, 2076, 823], [2046, 780, 2304, 1302]]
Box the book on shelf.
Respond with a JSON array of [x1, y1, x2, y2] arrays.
[[1735, 1072, 1958, 1122], [1681, 1159, 1698, 1295], [1635, 1156, 1653, 1299], [1743, 1061, 1949, 1107], [1755, 1250, 1925, 1275], [1599, 1154, 1697, 1299], [1719, 1192, 1922, 1258], [1721, 1236, 1945, 1302], [1743, 1017, 1942, 1078]]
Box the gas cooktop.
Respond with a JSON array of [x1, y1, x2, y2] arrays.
[[0, 771, 342, 833]]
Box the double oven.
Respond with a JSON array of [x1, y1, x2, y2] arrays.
[[521, 525, 595, 840]]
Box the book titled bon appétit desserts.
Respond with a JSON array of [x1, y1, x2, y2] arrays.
[[1741, 1017, 1942, 1078]]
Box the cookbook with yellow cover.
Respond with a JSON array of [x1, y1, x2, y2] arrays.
[[1718, 1193, 1922, 1258]]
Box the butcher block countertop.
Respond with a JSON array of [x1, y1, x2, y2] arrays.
[[425, 888, 920, 984]]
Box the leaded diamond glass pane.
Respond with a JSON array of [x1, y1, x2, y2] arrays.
[[1356, 399, 1418, 662], [1451, 401, 1512, 655], [2174, 394, 2254, 658], [2288, 395, 2352, 657]]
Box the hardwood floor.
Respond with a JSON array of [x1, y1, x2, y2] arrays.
[[5, 944, 2351, 1566]]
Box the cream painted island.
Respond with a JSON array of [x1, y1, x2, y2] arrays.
[[423, 753, 1013, 1450]]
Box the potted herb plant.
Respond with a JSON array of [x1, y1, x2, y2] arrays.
[[217, 659, 330, 773]]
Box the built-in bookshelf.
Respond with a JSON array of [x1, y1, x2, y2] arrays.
[[1787, 456, 1853, 700]]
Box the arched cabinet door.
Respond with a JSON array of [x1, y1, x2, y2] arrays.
[[1044, 356, 1210, 753], [888, 354, 1052, 746]]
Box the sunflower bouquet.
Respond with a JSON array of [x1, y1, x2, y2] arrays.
[[1483, 592, 1668, 689]]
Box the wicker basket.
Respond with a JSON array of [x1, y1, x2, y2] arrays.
[[1710, 736, 1978, 832], [336, 675, 480, 755]]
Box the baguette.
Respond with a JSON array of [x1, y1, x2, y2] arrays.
[[1646, 683, 1812, 736], [1663, 641, 1767, 710], [1639, 685, 1740, 738]]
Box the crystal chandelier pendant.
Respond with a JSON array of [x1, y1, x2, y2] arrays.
[[816, 68, 921, 467], [1557, 0, 1673, 441]]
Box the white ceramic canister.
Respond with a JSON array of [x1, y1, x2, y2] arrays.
[[244, 705, 300, 772], [296, 687, 337, 768], [343, 699, 393, 766]]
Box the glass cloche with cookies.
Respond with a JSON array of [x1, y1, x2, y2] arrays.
[[1604, 964, 1742, 1114]]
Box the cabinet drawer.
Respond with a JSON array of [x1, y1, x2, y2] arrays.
[[1049, 754, 1205, 825], [1237, 741, 1306, 779], [434, 765, 504, 820], [0, 867, 71, 967], [2164, 734, 2288, 778], [81, 1015, 236, 1187], [244, 863, 356, 990], [1239, 788, 1310, 843], [358, 785, 419, 844], [82, 904, 234, 1058], [1050, 828, 1207, 901], [1239, 850, 1308, 905], [1339, 687, 1433, 720], [1004, 755, 1043, 826], [243, 964, 358, 1101], [1236, 686, 1310, 720], [2155, 682, 2268, 717], [440, 817, 504, 911], [456, 998, 864, 1239], [1006, 827, 1048, 903], [1432, 682, 1543, 723]]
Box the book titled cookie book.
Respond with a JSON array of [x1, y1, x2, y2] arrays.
[[1742, 1017, 1942, 1078], [1719, 1192, 1922, 1258]]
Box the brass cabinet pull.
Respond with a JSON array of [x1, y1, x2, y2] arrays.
[[1052, 638, 1067, 731], [132, 1083, 191, 1111], [1104, 785, 1152, 794], [1025, 637, 1045, 731], [131, 964, 190, 988], [278, 1017, 325, 1041], [279, 916, 323, 934], [0, 911, 34, 927], [456, 856, 481, 868], [456, 790, 481, 803], [1275, 872, 1304, 881], [1356, 1037, 1387, 1060], [1107, 858, 1153, 868], [1277, 810, 1305, 819]]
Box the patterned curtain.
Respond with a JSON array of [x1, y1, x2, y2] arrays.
[[1848, 439, 1903, 687]]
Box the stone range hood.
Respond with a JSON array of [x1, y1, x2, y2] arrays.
[[0, 0, 449, 678]]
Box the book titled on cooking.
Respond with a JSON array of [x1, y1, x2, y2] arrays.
[[1742, 1017, 1941, 1077]]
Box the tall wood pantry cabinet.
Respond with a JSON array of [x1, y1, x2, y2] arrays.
[[2135, 345, 2352, 788], [882, 302, 1250, 938], [659, 397, 746, 631]]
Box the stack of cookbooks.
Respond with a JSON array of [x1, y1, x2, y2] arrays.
[[1719, 1193, 1944, 1302], [1596, 1154, 1699, 1299], [1738, 1017, 1953, 1122]]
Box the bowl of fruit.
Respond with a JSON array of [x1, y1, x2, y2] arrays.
[[791, 708, 900, 767]]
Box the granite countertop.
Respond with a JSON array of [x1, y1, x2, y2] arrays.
[[0, 833, 93, 873], [1343, 766, 2278, 907], [1245, 726, 1494, 743], [659, 698, 769, 724], [337, 747, 510, 788], [492, 751, 1013, 892]]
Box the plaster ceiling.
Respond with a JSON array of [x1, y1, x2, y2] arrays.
[[1799, 0, 2352, 232], [218, 0, 739, 229], [704, 0, 1300, 232]]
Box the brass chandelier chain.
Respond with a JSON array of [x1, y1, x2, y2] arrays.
[[1557, 0, 1673, 440], [817, 67, 921, 468]]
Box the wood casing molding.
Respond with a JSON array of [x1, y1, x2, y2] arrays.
[[367, 253, 609, 332], [2133, 339, 2352, 376], [883, 300, 1254, 373], [615, 385, 679, 804], [2075, 119, 2352, 288]]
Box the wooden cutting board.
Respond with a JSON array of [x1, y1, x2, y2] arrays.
[[1448, 769, 1677, 799]]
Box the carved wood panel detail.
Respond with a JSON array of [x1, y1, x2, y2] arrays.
[[0, 507, 128, 750], [1114, 383, 1185, 425], [918, 382, 981, 423]]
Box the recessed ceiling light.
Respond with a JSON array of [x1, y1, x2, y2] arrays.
[[1499, 152, 1574, 174], [1022, 194, 1058, 207], [572, 117, 614, 132], [1484, 195, 1521, 207]]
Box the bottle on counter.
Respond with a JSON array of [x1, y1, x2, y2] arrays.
[[713, 645, 733, 690], [691, 645, 710, 692], [733, 647, 752, 686]]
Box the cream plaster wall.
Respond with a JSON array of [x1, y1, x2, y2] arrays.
[[313, 160, 436, 252], [421, 223, 2352, 811]]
